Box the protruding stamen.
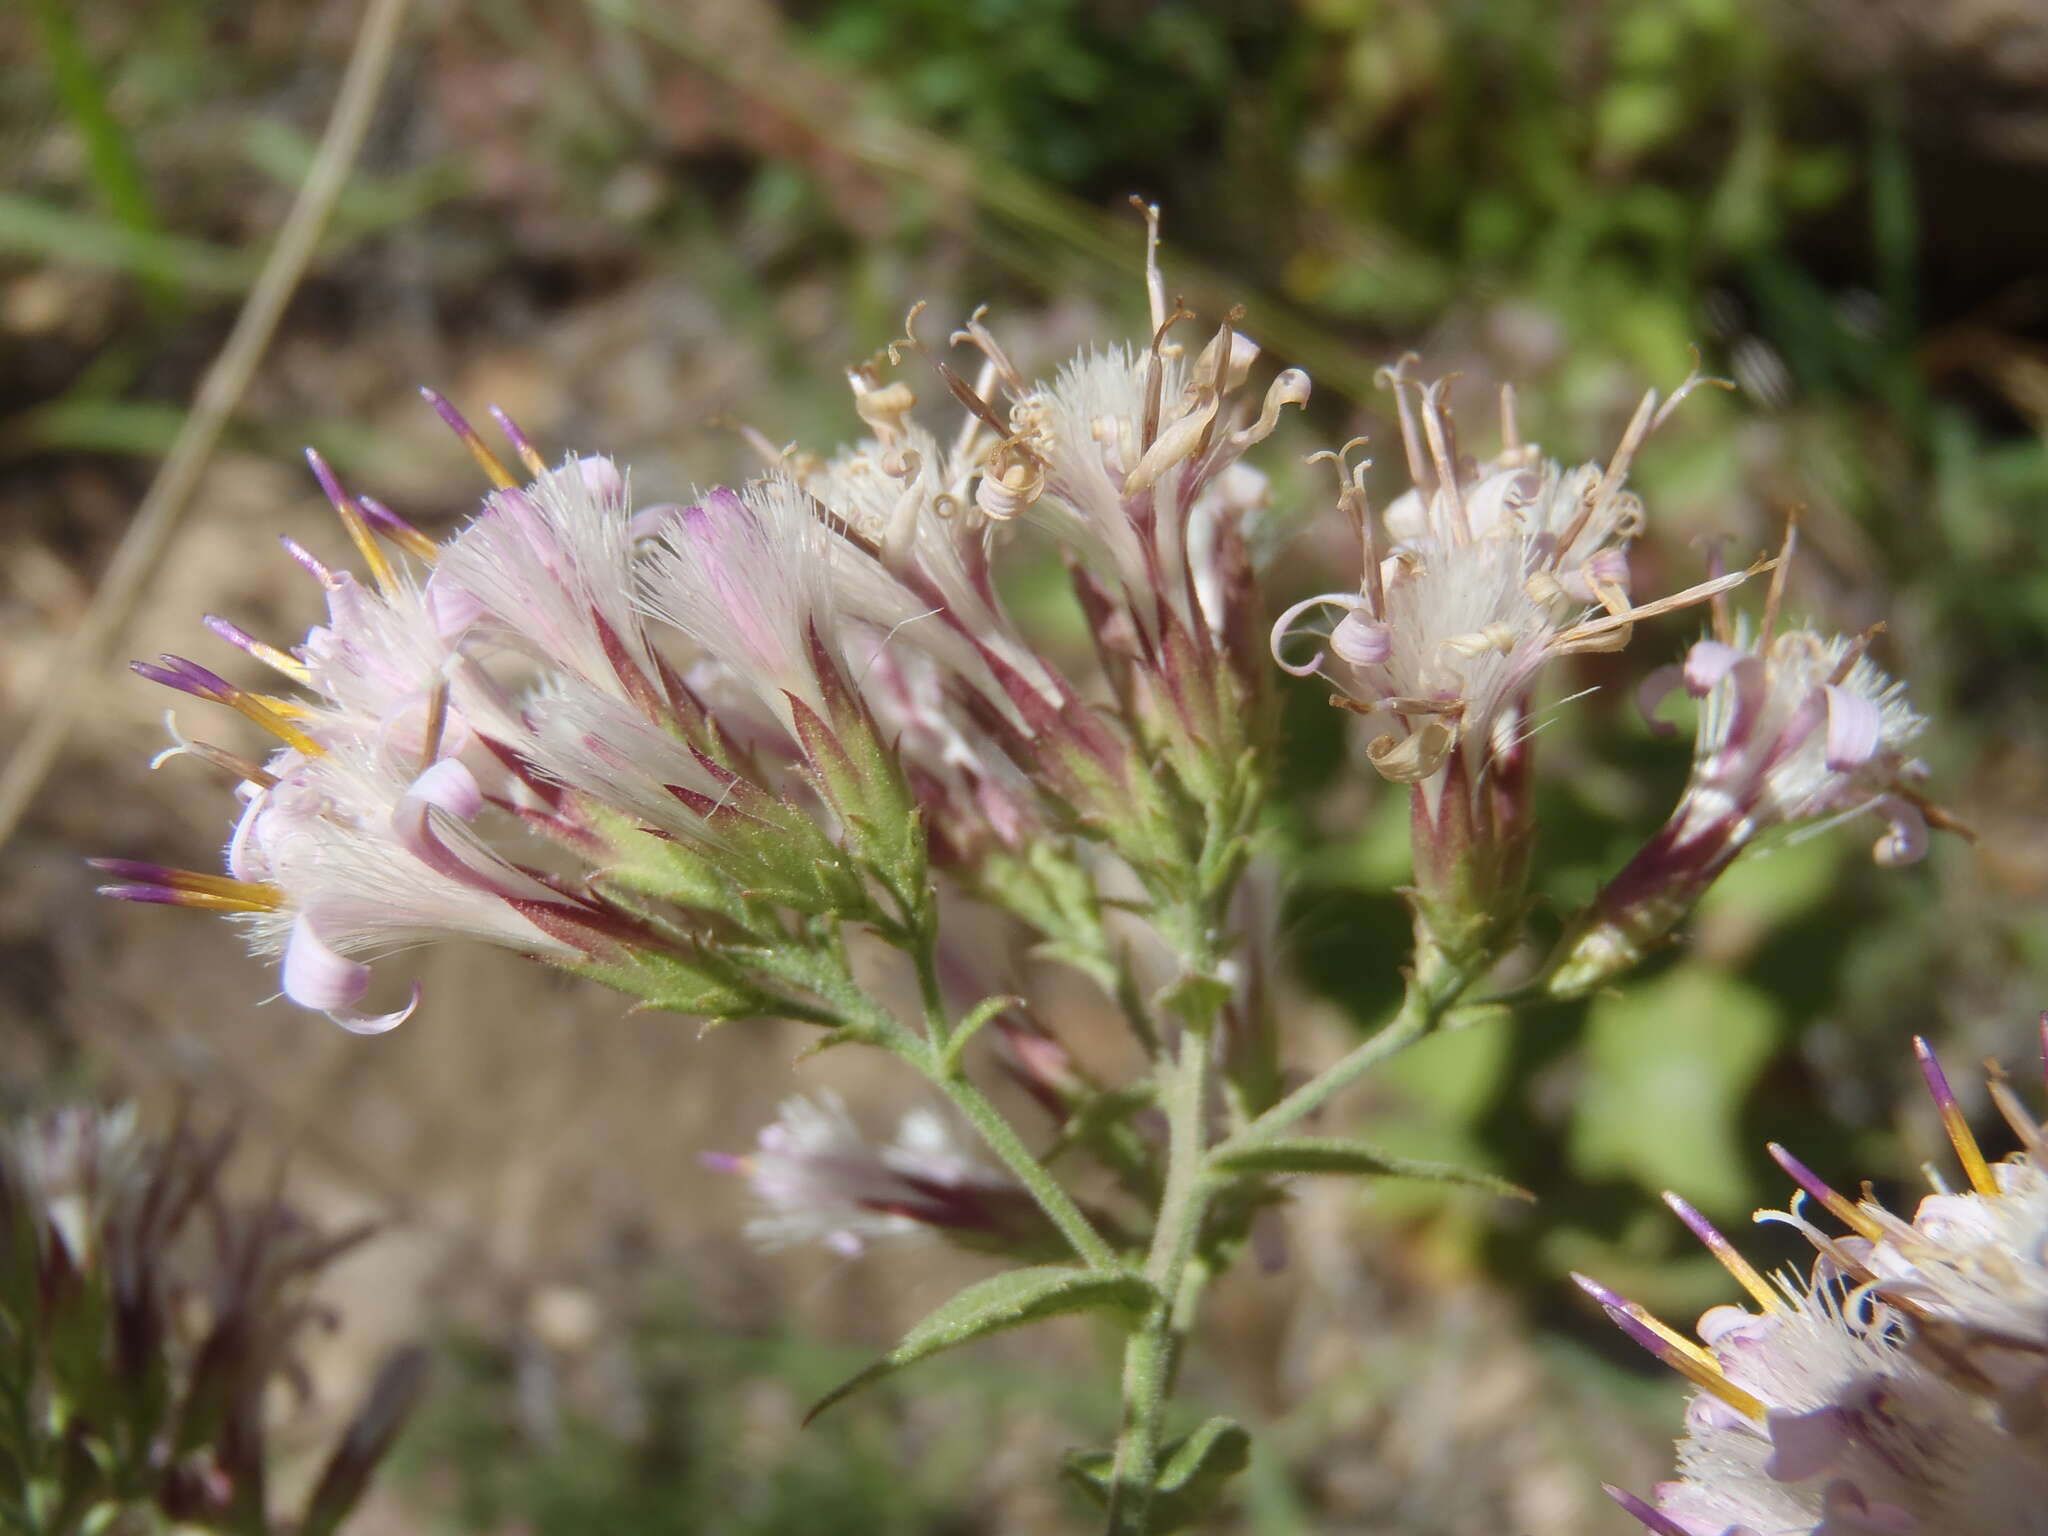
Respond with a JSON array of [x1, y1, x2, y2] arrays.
[[305, 449, 399, 594], [1984, 1062, 2043, 1154], [1601, 1485, 1692, 1536], [1695, 536, 1734, 644], [356, 495, 442, 564], [91, 861, 284, 914], [1571, 1273, 1718, 1369], [1129, 195, 1166, 335], [203, 615, 312, 684], [1499, 382, 1520, 453], [1418, 378, 1469, 540], [488, 405, 549, 478], [1914, 1035, 1998, 1196], [280, 535, 337, 586], [419, 674, 450, 776], [1663, 1192, 1779, 1312], [1759, 514, 1798, 646], [1375, 353, 1433, 494], [1140, 299, 1195, 452], [421, 387, 518, 489], [131, 657, 322, 756], [1826, 621, 1885, 687], [1768, 1142, 1884, 1241], [151, 732, 279, 788], [1647, 350, 1734, 432], [1589, 1288, 1768, 1422], [1558, 560, 1763, 652]]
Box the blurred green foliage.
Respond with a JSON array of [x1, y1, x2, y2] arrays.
[[412, 1300, 1114, 1534]]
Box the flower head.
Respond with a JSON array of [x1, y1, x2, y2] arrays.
[[1547, 526, 1948, 997], [705, 1092, 1058, 1259], [1271, 360, 1750, 961], [1592, 1027, 2048, 1536]]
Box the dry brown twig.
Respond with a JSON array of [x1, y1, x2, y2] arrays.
[[0, 0, 416, 846]]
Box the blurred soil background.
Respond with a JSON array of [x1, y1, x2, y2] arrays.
[[4, 0, 2048, 1531]]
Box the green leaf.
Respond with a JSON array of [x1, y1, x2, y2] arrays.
[[939, 994, 1024, 1078], [1210, 1137, 1530, 1200], [1570, 964, 1779, 1210], [1062, 1416, 1251, 1532], [805, 1265, 1152, 1425]]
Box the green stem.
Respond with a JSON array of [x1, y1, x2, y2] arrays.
[[926, 1069, 1119, 1271], [1211, 943, 1480, 1159], [1104, 1020, 1215, 1535]]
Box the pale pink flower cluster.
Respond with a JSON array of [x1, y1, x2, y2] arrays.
[[1595, 1034, 2048, 1536], [1550, 540, 1937, 996], [104, 220, 1307, 1030], [706, 1091, 1039, 1257]]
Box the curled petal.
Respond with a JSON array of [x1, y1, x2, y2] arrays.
[[330, 983, 423, 1036], [284, 915, 371, 1011], [1636, 663, 1684, 737], [628, 503, 685, 541], [1366, 719, 1457, 783], [410, 757, 483, 820], [1823, 684, 1882, 771], [1683, 639, 1748, 696], [281, 916, 418, 1032], [1330, 612, 1391, 667], [1229, 367, 1311, 451], [1870, 796, 1929, 867], [1267, 592, 1363, 677], [571, 454, 624, 504], [424, 570, 486, 639]]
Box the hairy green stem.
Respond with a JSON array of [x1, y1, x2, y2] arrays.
[[927, 1068, 1119, 1271], [1104, 1020, 1215, 1534]]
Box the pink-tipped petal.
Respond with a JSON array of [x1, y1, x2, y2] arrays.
[[331, 982, 423, 1035], [1823, 684, 1882, 771], [1267, 592, 1361, 678], [1330, 611, 1392, 667], [424, 569, 487, 639], [283, 916, 420, 1034], [410, 757, 483, 820], [282, 915, 372, 1012], [1765, 1403, 1852, 1481], [629, 504, 685, 541], [572, 455, 624, 503], [1683, 639, 1748, 696], [1636, 663, 1684, 736]]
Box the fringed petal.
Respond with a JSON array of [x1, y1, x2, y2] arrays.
[[1823, 684, 1882, 772]]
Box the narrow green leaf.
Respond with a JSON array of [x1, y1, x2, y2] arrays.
[[805, 1264, 1153, 1425], [1210, 1137, 1530, 1200], [938, 994, 1023, 1077], [1063, 1416, 1252, 1532], [27, 0, 176, 305], [0, 192, 247, 293]]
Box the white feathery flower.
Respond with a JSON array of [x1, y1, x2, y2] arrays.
[[1597, 1032, 2048, 1536], [1547, 543, 1945, 998], [431, 455, 662, 704], [227, 744, 582, 1031], [1272, 362, 1745, 801], [708, 1091, 1026, 1258], [639, 478, 844, 728], [1659, 611, 1930, 868]]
